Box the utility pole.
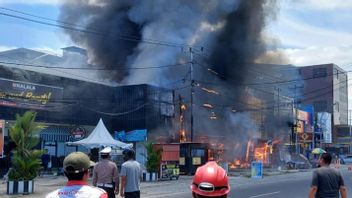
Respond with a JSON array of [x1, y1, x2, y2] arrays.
[[190, 48, 194, 142], [179, 95, 186, 142], [289, 83, 303, 154], [349, 110, 352, 154], [275, 86, 281, 120]]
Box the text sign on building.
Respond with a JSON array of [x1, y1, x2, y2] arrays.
[[299, 132, 313, 142], [0, 78, 63, 111], [71, 126, 86, 139]]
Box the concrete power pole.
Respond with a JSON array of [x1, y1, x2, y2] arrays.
[[349, 110, 352, 154], [190, 48, 194, 142]]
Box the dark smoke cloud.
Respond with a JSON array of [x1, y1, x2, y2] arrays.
[[59, 0, 142, 81], [209, 0, 277, 83], [59, 0, 297, 162]]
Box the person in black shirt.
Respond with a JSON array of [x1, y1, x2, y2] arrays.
[[308, 153, 347, 198]]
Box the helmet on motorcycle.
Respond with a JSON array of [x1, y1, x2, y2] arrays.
[[191, 161, 230, 197]]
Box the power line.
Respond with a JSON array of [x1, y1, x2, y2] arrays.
[[0, 61, 190, 70], [193, 51, 351, 86], [195, 60, 351, 86], [0, 7, 203, 50]]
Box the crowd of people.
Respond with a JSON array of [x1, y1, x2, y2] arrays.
[[2, 143, 348, 198], [46, 147, 142, 198]]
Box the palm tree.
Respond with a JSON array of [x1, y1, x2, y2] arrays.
[[144, 142, 161, 173], [8, 111, 43, 181]]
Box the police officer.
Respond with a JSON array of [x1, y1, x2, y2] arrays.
[[93, 147, 119, 198]]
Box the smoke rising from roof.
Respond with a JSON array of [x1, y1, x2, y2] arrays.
[[59, 0, 295, 162], [59, 0, 279, 85]]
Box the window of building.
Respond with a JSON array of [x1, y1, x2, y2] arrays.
[[314, 101, 328, 112], [313, 68, 327, 78], [334, 102, 339, 112], [298, 69, 302, 75]]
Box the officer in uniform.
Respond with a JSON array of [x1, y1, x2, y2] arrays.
[[93, 147, 119, 198]]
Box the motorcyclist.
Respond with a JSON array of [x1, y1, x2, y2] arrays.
[[191, 161, 230, 198]]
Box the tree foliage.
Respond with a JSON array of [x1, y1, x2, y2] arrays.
[[143, 142, 161, 173], [8, 111, 44, 181]]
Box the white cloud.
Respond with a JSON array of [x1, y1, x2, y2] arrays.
[[280, 0, 352, 11], [270, 16, 352, 48], [0, 0, 61, 5], [277, 45, 352, 67], [295, 0, 352, 10], [0, 45, 15, 52], [33, 46, 62, 56]]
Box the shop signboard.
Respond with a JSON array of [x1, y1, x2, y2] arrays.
[[160, 162, 179, 180], [70, 126, 86, 140], [299, 132, 313, 142], [0, 78, 63, 111], [115, 129, 147, 142], [0, 120, 4, 158]]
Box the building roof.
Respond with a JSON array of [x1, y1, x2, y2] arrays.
[[61, 46, 87, 56]]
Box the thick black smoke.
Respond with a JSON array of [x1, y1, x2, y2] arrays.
[[59, 0, 142, 81], [209, 0, 276, 83], [59, 0, 294, 162]]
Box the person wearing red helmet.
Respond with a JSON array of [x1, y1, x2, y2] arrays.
[[191, 161, 230, 198]]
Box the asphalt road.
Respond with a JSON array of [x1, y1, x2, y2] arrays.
[[142, 166, 352, 198], [229, 167, 352, 198], [2, 166, 352, 198]]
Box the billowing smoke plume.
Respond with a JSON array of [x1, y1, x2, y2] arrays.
[[60, 0, 294, 162], [60, 0, 142, 81], [209, 0, 277, 83]]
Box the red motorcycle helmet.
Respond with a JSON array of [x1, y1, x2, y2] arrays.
[[191, 161, 230, 197]]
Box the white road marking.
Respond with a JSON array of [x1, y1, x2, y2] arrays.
[[249, 191, 280, 198]]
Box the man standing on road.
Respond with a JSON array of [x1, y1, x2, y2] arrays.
[[46, 152, 107, 198], [120, 148, 142, 198], [93, 147, 119, 198], [308, 153, 347, 198]]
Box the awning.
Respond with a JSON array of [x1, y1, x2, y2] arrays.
[[40, 127, 75, 142]]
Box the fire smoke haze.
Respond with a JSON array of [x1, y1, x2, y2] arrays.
[[60, 0, 289, 161], [59, 0, 279, 85]]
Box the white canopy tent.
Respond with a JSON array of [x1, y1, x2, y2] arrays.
[[66, 118, 132, 149]]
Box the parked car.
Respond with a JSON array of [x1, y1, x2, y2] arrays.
[[339, 155, 352, 164], [286, 153, 312, 169]]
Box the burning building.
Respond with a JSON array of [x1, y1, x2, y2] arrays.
[[56, 0, 296, 166], [0, 52, 175, 158]]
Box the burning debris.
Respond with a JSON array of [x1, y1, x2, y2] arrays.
[[201, 87, 220, 95]]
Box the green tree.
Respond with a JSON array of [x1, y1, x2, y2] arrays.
[[8, 111, 44, 181], [144, 142, 161, 173]]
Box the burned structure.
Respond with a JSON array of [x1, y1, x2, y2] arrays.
[[0, 62, 174, 157]]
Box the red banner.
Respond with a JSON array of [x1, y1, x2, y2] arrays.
[[0, 120, 4, 158]]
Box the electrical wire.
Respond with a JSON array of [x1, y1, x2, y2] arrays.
[[0, 61, 190, 70], [0, 7, 203, 50]]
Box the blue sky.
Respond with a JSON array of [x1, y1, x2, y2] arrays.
[[0, 0, 351, 67], [268, 0, 352, 68], [0, 0, 68, 53]]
